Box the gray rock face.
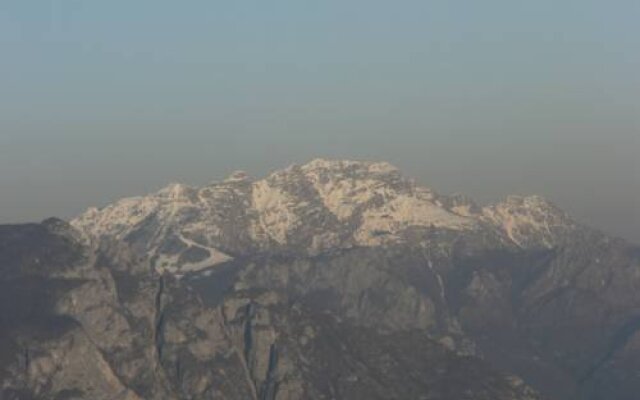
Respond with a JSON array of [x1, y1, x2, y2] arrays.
[[2, 159, 639, 399], [0, 220, 541, 400]]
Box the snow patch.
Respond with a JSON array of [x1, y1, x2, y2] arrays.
[[250, 180, 299, 244], [355, 195, 476, 245]]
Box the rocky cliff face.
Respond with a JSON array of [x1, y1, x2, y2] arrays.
[[2, 159, 639, 399], [0, 219, 540, 400]]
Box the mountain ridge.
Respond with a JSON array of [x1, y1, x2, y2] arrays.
[[71, 158, 581, 276]]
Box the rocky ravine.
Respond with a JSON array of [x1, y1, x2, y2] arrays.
[[2, 159, 639, 399]]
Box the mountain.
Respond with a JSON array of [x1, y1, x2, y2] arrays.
[[2, 158, 639, 399]]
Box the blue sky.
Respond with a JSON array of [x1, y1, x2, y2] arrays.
[[1, 1, 639, 241]]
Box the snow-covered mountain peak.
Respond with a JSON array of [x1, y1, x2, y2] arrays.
[[482, 195, 577, 248], [71, 159, 580, 275], [224, 170, 251, 183], [157, 183, 197, 200], [301, 158, 400, 176]]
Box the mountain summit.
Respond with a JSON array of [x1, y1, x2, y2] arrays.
[[72, 159, 577, 275]]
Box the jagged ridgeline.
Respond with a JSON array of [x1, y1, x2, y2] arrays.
[[1, 159, 639, 400]]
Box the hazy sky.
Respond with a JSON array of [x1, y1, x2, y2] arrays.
[[1, 1, 639, 242]]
